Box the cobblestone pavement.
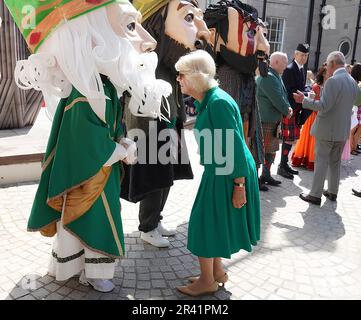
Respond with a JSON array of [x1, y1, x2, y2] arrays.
[[1, 130, 361, 300]]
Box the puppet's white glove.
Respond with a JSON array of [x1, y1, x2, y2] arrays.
[[104, 138, 137, 167], [120, 138, 137, 165], [104, 143, 128, 167]]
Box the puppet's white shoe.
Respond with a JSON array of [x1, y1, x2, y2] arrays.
[[141, 229, 170, 247], [79, 270, 115, 293], [87, 279, 115, 293], [157, 222, 176, 237]]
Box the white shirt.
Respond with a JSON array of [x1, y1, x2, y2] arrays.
[[295, 60, 304, 71]]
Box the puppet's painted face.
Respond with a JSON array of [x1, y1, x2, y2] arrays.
[[164, 0, 210, 50], [106, 3, 157, 53], [210, 7, 270, 57]]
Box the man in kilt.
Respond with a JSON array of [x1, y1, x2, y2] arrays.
[[256, 52, 293, 191], [278, 43, 310, 179]]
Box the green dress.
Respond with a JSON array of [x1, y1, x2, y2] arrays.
[[28, 77, 125, 258], [187, 87, 261, 259]]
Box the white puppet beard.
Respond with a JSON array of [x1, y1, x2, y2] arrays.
[[93, 37, 172, 121], [14, 7, 171, 122]]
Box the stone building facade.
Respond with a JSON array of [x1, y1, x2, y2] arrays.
[[198, 0, 361, 71]]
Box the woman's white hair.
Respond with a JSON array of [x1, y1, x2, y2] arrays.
[[175, 50, 218, 93]]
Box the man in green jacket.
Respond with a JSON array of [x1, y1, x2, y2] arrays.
[[256, 52, 293, 190]]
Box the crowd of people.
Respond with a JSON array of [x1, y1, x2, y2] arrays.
[[255, 45, 361, 206], [3, 0, 361, 299]]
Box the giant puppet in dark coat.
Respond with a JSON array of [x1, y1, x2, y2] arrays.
[[121, 0, 210, 245], [204, 0, 270, 167]]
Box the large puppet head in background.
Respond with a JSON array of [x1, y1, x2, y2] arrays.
[[5, 0, 172, 121], [133, 0, 211, 72], [204, 0, 270, 76]]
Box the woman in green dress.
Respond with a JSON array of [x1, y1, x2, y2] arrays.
[[175, 50, 261, 297]]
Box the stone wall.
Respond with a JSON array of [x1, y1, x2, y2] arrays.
[[0, 3, 42, 129]]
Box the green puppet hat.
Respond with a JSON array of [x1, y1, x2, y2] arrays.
[[4, 0, 129, 53]]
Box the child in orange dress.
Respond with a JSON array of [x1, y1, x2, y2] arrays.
[[292, 65, 328, 170]]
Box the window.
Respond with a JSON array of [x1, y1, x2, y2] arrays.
[[266, 17, 285, 54], [338, 39, 351, 58]]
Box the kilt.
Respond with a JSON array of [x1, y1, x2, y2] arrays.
[[282, 114, 301, 142], [262, 122, 280, 154]]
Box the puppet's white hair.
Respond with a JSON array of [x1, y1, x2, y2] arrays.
[[15, 6, 171, 122]]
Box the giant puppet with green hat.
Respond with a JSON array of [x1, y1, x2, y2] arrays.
[[120, 0, 210, 248], [4, 0, 171, 292]]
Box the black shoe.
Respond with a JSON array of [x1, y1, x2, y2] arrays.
[[260, 175, 282, 186], [299, 193, 321, 206], [277, 166, 294, 180], [283, 163, 299, 175], [258, 179, 269, 192], [352, 188, 361, 198], [323, 190, 337, 201]]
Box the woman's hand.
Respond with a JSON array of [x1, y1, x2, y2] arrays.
[[233, 186, 247, 209]]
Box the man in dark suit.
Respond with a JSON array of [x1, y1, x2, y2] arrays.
[[278, 43, 309, 179]]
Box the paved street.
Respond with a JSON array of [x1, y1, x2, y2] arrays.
[[1, 129, 361, 300]]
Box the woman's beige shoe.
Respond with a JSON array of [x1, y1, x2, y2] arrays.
[[176, 281, 219, 297], [188, 273, 229, 286]]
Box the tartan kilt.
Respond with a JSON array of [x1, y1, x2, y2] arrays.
[[282, 114, 301, 142], [262, 122, 280, 154]]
